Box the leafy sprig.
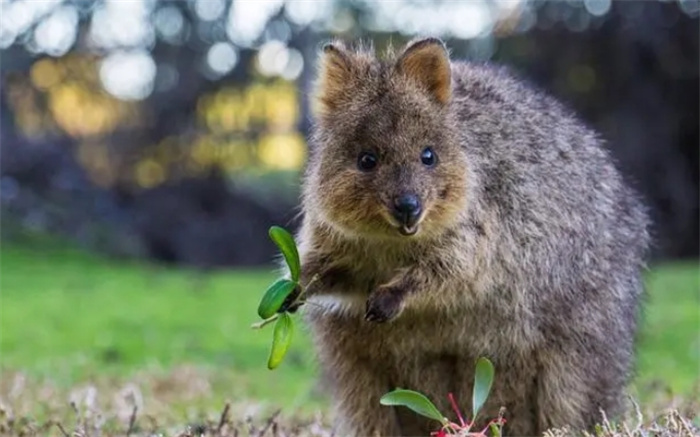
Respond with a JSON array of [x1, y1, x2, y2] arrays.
[[252, 226, 305, 369]]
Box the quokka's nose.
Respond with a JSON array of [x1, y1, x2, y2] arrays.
[[392, 194, 422, 226]]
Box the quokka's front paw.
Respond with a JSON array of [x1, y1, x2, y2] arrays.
[[278, 283, 303, 313], [365, 286, 406, 323]]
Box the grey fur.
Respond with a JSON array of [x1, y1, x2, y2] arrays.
[[294, 38, 650, 437]]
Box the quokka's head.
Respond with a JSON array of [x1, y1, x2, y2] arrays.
[[305, 37, 469, 240]]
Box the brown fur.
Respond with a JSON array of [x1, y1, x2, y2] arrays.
[[294, 38, 650, 437]]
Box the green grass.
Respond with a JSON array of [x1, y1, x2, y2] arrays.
[[1, 241, 698, 415], [636, 263, 700, 395], [0, 244, 318, 412]]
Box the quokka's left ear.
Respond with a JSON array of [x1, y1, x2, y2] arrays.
[[394, 37, 451, 106]]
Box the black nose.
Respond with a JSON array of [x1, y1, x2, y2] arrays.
[[392, 194, 422, 226]]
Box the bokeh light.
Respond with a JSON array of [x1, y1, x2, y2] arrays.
[[195, 0, 226, 22], [33, 5, 78, 56], [154, 5, 186, 45], [99, 50, 156, 101], [88, 0, 155, 50], [206, 42, 238, 76]]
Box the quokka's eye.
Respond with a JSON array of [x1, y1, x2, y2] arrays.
[[357, 151, 378, 171], [421, 147, 437, 167]]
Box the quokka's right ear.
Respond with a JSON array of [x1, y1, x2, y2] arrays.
[[312, 42, 354, 116]]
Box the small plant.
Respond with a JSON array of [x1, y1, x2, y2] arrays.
[[252, 226, 312, 370], [380, 357, 506, 436]]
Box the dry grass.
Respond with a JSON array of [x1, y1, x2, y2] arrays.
[[0, 366, 331, 437], [1, 367, 698, 437], [544, 395, 699, 437]]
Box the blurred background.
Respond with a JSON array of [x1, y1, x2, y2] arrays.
[[1, 1, 699, 432], [1, 0, 698, 267]]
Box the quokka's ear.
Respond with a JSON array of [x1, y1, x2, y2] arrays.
[[395, 38, 451, 105], [312, 42, 355, 116]]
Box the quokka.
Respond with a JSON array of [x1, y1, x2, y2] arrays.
[[290, 37, 650, 436]]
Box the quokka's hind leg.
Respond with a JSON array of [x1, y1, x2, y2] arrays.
[[535, 337, 630, 435], [323, 355, 401, 436], [310, 317, 401, 437]]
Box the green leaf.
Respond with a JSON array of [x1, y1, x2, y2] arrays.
[[380, 389, 446, 425], [257, 278, 297, 319], [267, 312, 294, 370], [269, 226, 301, 282], [472, 357, 495, 419]]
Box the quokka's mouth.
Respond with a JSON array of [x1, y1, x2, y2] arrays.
[[399, 224, 419, 236], [380, 208, 424, 237], [383, 214, 422, 236]]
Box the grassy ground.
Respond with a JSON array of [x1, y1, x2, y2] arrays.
[[0, 242, 698, 436]]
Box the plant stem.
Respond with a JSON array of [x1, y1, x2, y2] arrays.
[[447, 393, 467, 428], [285, 274, 320, 311], [299, 274, 320, 298], [251, 314, 280, 329]]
